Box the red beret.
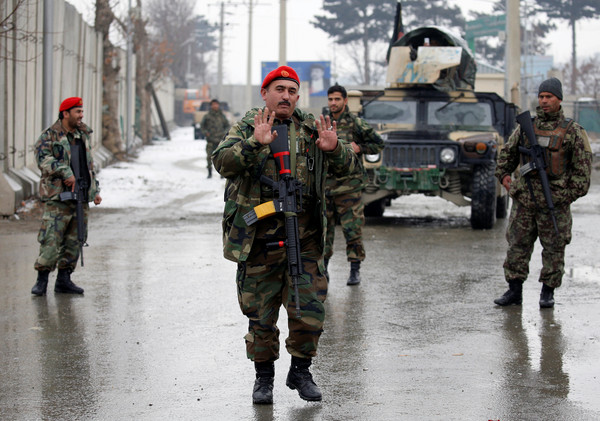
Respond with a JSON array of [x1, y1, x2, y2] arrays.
[[261, 66, 300, 89], [59, 97, 83, 112]]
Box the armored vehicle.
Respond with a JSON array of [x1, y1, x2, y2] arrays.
[[355, 26, 518, 229]]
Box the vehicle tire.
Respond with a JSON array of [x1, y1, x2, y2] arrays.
[[364, 198, 386, 217], [496, 194, 509, 219], [470, 163, 497, 229]]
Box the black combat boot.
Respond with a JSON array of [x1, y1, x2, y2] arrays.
[[539, 284, 555, 309], [207, 166, 212, 179], [493, 281, 522, 306], [286, 356, 322, 401], [252, 361, 274, 405], [54, 268, 84, 294], [324, 258, 330, 283], [31, 270, 50, 296], [346, 261, 361, 286]]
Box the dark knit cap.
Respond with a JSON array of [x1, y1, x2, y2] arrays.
[[538, 77, 563, 100]]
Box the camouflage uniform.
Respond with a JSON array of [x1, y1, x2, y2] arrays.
[[201, 108, 230, 169], [496, 106, 592, 288], [212, 107, 359, 362], [324, 108, 384, 262], [34, 120, 100, 273]]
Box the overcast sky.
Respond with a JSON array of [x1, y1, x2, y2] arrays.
[[70, 0, 599, 86]]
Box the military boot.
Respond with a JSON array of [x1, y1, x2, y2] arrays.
[[252, 361, 274, 404], [323, 258, 330, 283], [31, 270, 50, 296], [493, 281, 522, 306], [539, 284, 555, 309], [346, 261, 361, 286], [286, 356, 322, 401], [54, 268, 84, 294], [207, 166, 212, 179]]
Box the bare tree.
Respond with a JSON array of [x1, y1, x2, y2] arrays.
[[146, 0, 217, 89], [561, 54, 600, 98], [95, 0, 126, 159]]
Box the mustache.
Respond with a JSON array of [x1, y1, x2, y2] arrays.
[[278, 101, 291, 106]]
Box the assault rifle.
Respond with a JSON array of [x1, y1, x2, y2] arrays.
[[243, 125, 304, 318], [515, 110, 559, 234], [59, 142, 88, 266]]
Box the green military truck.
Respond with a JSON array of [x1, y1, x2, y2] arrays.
[[354, 27, 518, 229]]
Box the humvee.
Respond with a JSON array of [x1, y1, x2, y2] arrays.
[[354, 27, 518, 229]]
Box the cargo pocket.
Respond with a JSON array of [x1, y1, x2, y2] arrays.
[[236, 262, 258, 317], [37, 213, 53, 245]]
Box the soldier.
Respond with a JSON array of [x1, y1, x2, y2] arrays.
[[31, 97, 102, 296], [212, 66, 359, 404], [494, 78, 592, 308], [324, 84, 384, 285], [201, 99, 230, 178]]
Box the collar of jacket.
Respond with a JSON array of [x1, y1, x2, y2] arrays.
[[535, 105, 564, 123]]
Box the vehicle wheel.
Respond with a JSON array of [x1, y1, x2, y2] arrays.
[[496, 194, 509, 219], [470, 163, 497, 229], [364, 198, 386, 217]]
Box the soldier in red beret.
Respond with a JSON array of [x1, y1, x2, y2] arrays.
[[212, 66, 360, 404], [31, 97, 102, 297]]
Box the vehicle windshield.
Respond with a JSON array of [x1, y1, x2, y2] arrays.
[[428, 101, 492, 127], [363, 101, 417, 125]]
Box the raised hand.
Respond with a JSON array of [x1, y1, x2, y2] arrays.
[[315, 114, 338, 152], [254, 107, 277, 145]]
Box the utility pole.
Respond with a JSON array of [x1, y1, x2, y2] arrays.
[[278, 0, 286, 66], [506, 0, 521, 107], [126, 0, 133, 154], [42, 0, 54, 128], [245, 0, 254, 110], [218, 2, 225, 100]]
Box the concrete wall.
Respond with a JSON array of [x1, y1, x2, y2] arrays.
[[0, 0, 104, 215], [0, 1, 175, 216]]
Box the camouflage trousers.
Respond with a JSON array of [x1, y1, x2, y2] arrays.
[[324, 191, 365, 262], [503, 201, 572, 288], [206, 141, 217, 169], [34, 200, 89, 272], [236, 235, 328, 363]]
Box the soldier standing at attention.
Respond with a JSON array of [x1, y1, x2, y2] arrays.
[[212, 66, 359, 404], [324, 84, 384, 285], [31, 97, 102, 296], [201, 99, 230, 178], [494, 78, 592, 308]]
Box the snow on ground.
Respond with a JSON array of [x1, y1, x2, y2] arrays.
[[98, 126, 226, 214], [98, 126, 470, 219]]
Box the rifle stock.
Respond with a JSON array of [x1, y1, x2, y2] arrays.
[[515, 111, 559, 234], [243, 125, 304, 318]]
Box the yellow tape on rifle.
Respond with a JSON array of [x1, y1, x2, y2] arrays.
[[254, 201, 277, 220]]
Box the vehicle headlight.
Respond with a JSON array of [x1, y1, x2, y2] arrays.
[[195, 123, 201, 129], [364, 153, 381, 163], [440, 147, 456, 164], [380, 133, 388, 141]]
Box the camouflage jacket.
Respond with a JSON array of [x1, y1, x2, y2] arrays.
[[35, 119, 100, 202], [325, 108, 384, 195], [495, 106, 592, 208], [201, 109, 230, 145], [212, 107, 360, 263]]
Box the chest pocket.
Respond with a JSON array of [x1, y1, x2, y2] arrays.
[[534, 118, 573, 178]]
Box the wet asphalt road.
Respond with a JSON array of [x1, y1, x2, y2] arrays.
[[1, 165, 599, 420]]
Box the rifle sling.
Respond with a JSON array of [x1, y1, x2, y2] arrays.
[[290, 124, 297, 178]]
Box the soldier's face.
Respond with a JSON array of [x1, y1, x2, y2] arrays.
[[327, 92, 347, 114], [261, 80, 299, 119], [64, 107, 83, 129], [538, 92, 561, 114]]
